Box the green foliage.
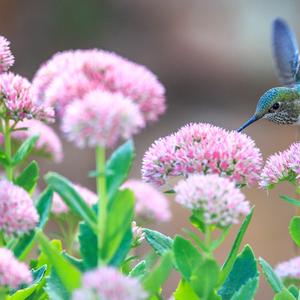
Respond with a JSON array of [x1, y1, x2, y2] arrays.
[[173, 280, 200, 300], [11, 135, 39, 165], [220, 208, 254, 285], [106, 139, 135, 200], [273, 289, 296, 300], [218, 245, 259, 300], [0, 148, 9, 166], [144, 228, 173, 256], [15, 160, 39, 194], [45, 172, 97, 232], [259, 257, 285, 293], [230, 278, 259, 300], [281, 195, 300, 207], [287, 285, 299, 299], [129, 261, 147, 278], [45, 270, 70, 300], [289, 217, 300, 247]]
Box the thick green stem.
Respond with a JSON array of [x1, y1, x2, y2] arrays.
[[204, 226, 213, 258], [96, 146, 107, 264], [4, 119, 13, 181]]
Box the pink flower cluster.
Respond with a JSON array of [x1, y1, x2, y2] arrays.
[[0, 36, 14, 73], [142, 123, 263, 187], [122, 179, 171, 222], [275, 256, 300, 280], [32, 49, 166, 122], [0, 248, 32, 288], [61, 91, 145, 148], [52, 184, 98, 214], [72, 266, 148, 300], [0, 180, 39, 235], [0, 72, 54, 122], [260, 143, 300, 188], [174, 174, 250, 227]]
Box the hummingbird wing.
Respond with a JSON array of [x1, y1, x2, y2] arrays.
[[272, 18, 299, 86]]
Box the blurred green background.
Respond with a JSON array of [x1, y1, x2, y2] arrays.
[[1, 1, 300, 299]]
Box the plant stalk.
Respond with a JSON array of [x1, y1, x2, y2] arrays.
[[4, 119, 13, 181]]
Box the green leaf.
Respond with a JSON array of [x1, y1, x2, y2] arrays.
[[289, 217, 300, 247], [12, 135, 39, 165], [220, 208, 254, 285], [63, 253, 85, 272], [259, 257, 284, 293], [144, 228, 173, 256], [142, 252, 173, 295], [230, 278, 259, 300], [182, 228, 208, 252], [0, 148, 9, 166], [273, 289, 296, 300], [288, 285, 299, 299], [129, 261, 147, 278], [45, 270, 70, 300], [173, 235, 202, 280], [106, 139, 135, 200], [281, 195, 300, 207], [45, 172, 97, 232], [14, 189, 53, 259], [190, 210, 206, 233], [36, 231, 81, 293], [102, 189, 134, 263], [15, 160, 39, 194], [173, 280, 200, 300], [219, 245, 258, 300]]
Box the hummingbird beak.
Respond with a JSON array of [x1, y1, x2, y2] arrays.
[[237, 115, 259, 132]]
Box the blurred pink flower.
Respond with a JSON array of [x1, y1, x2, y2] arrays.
[[174, 174, 250, 227], [72, 266, 147, 300], [11, 120, 63, 163], [275, 256, 300, 280], [0, 248, 32, 288], [0, 180, 39, 235], [0, 72, 54, 122], [61, 90, 145, 148], [132, 221, 145, 245], [0, 36, 14, 73], [32, 49, 166, 122], [122, 179, 171, 222], [52, 184, 98, 214], [142, 123, 263, 187], [260, 142, 300, 188]]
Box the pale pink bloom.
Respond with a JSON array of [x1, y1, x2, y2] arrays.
[[32, 49, 166, 122], [0, 72, 54, 122], [0, 180, 39, 235], [72, 267, 147, 300], [260, 142, 300, 188], [142, 123, 263, 187], [61, 90, 145, 148], [10, 120, 63, 163], [122, 179, 171, 222], [275, 256, 300, 279], [0, 36, 14, 73], [0, 248, 32, 288], [132, 221, 145, 244], [52, 184, 98, 214], [174, 174, 250, 227]]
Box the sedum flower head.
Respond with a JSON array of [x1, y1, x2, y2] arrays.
[[61, 90, 145, 148], [0, 248, 32, 288], [275, 256, 300, 280], [0, 180, 39, 235], [52, 184, 98, 214], [72, 266, 148, 300], [142, 123, 262, 187], [0, 36, 14, 73], [122, 179, 171, 222], [0, 72, 54, 122], [174, 174, 250, 227], [260, 143, 300, 188]]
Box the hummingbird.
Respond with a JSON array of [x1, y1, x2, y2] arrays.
[[237, 18, 300, 132]]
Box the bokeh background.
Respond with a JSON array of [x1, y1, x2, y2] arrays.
[[1, 1, 300, 299]]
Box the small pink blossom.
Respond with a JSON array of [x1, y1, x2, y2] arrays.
[[0, 36, 14, 73], [61, 90, 145, 148], [0, 180, 38, 235], [132, 221, 145, 245], [0, 72, 54, 122], [174, 174, 250, 227], [275, 256, 300, 280], [0, 248, 32, 288], [142, 123, 263, 187], [52, 184, 98, 214], [122, 179, 171, 222], [72, 266, 148, 300]]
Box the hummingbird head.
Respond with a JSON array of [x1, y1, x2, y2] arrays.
[[237, 87, 300, 132]]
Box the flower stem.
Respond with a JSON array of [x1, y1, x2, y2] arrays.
[[4, 119, 13, 181], [0, 287, 6, 300], [96, 146, 107, 264], [204, 225, 213, 258]]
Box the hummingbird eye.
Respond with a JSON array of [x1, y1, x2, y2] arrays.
[[269, 102, 280, 112]]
